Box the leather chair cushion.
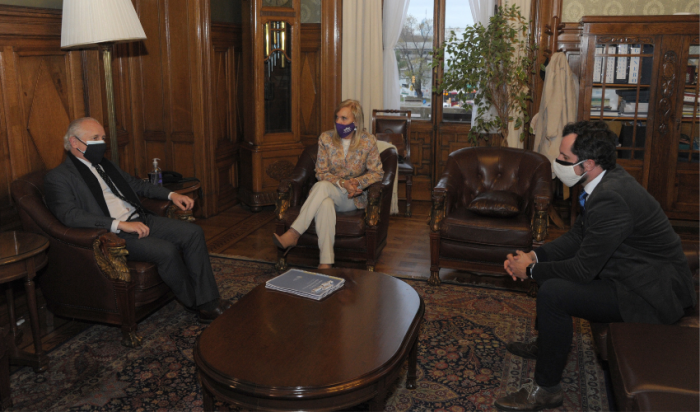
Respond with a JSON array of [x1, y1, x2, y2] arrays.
[[398, 162, 413, 173], [608, 322, 699, 411], [440, 239, 525, 263], [441, 208, 532, 247], [283, 206, 366, 237], [468, 191, 521, 217]]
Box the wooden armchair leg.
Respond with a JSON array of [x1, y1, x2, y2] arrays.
[[405, 174, 413, 217]]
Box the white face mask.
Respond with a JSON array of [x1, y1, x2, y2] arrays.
[[552, 159, 586, 187]]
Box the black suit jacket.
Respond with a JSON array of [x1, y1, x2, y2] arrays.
[[44, 155, 172, 230], [534, 165, 696, 324]]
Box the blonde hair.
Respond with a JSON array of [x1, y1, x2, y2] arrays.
[[63, 117, 99, 151], [331, 99, 365, 151]]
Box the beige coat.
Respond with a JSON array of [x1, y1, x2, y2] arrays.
[[532, 52, 579, 175]]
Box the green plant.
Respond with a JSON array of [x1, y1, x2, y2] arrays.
[[433, 4, 536, 145]]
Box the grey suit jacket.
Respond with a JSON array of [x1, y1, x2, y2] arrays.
[[44, 155, 172, 231], [534, 165, 696, 324]]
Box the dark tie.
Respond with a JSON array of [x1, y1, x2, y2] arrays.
[[94, 164, 146, 221], [579, 190, 588, 215]]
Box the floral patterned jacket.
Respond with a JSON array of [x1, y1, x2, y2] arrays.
[[315, 130, 384, 209]]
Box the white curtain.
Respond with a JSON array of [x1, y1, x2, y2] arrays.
[[342, 0, 384, 129], [503, 0, 532, 148], [469, 0, 496, 25], [383, 0, 410, 111]]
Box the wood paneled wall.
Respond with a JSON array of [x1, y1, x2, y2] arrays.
[[0, 6, 86, 231], [211, 22, 243, 213]]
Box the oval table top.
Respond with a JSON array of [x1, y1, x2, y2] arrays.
[[0, 231, 49, 267], [195, 267, 424, 399]]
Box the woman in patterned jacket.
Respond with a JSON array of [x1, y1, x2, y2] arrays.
[[273, 99, 384, 268]]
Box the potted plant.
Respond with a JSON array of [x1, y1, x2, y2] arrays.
[[433, 4, 536, 146]]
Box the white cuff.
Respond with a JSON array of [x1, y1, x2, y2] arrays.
[[110, 219, 121, 233], [168, 192, 174, 200]]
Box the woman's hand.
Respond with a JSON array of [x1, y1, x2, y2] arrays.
[[342, 178, 362, 198]]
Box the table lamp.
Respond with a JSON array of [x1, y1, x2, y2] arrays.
[[60, 0, 147, 165]]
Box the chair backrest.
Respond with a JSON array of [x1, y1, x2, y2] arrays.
[[441, 147, 551, 215], [10, 171, 56, 238], [371, 109, 411, 161]]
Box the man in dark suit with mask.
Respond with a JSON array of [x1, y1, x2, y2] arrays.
[[44, 117, 230, 324], [494, 121, 696, 411]]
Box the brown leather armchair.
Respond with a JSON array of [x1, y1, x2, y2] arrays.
[[428, 147, 552, 286], [372, 109, 414, 216], [10, 171, 189, 347], [274, 143, 398, 271]]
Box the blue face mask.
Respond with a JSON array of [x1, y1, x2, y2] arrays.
[[335, 122, 356, 138]]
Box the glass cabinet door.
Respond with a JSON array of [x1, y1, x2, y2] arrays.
[[672, 42, 700, 215], [588, 41, 653, 183]]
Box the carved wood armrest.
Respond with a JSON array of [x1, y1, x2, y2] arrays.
[[166, 205, 195, 222], [429, 189, 447, 232], [364, 183, 383, 227], [532, 195, 549, 242], [94, 232, 131, 282], [275, 180, 293, 220]]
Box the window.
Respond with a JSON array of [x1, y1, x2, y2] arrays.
[[394, 0, 473, 122]]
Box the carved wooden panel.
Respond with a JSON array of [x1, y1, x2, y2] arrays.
[[212, 22, 242, 213], [0, 6, 86, 231], [129, 0, 214, 215], [300, 23, 321, 147]]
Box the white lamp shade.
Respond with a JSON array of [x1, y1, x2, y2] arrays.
[[61, 0, 146, 48]]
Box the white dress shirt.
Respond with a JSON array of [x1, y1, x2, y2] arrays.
[[77, 157, 172, 233]]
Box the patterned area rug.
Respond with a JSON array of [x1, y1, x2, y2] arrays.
[[9, 258, 609, 411]]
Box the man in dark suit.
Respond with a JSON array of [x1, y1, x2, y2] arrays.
[[494, 121, 696, 411], [44, 117, 231, 324]]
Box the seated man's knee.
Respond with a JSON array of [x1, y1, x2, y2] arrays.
[[537, 278, 569, 305], [320, 197, 335, 210]]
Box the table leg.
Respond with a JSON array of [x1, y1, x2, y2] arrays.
[[4, 286, 19, 346], [369, 388, 388, 411], [406, 336, 418, 389], [200, 374, 215, 411], [22, 259, 48, 373]]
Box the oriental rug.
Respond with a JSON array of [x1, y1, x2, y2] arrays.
[[9, 257, 609, 411]]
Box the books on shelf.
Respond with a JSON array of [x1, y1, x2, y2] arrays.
[[265, 269, 345, 300], [616, 44, 629, 83], [594, 44, 653, 85], [619, 101, 648, 114], [605, 45, 616, 84], [591, 110, 620, 117], [593, 46, 604, 83], [684, 93, 700, 104]]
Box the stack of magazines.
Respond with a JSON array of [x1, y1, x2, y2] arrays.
[[266, 269, 345, 300]]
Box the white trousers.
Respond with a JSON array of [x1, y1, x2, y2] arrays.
[[290, 181, 358, 264]]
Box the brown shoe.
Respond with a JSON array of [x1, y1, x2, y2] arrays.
[[494, 381, 563, 411], [506, 339, 538, 359], [197, 299, 232, 324]]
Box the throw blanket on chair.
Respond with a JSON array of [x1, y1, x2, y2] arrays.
[[375, 140, 400, 215]]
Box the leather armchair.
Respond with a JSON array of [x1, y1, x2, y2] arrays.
[[10, 171, 190, 347], [274, 143, 398, 271], [428, 147, 552, 286]]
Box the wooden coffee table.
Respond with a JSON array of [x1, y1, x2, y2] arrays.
[[194, 268, 424, 411]]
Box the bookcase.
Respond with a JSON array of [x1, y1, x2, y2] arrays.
[[578, 15, 699, 221]]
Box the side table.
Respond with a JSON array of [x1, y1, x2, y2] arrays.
[[0, 231, 50, 373]]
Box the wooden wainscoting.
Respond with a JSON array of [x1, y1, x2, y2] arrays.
[[0, 5, 86, 231], [211, 22, 243, 214]]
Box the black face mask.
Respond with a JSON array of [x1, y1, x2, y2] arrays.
[[75, 136, 107, 165]]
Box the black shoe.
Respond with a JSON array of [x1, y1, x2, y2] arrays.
[[494, 380, 563, 411], [507, 339, 538, 359], [197, 299, 232, 324]]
